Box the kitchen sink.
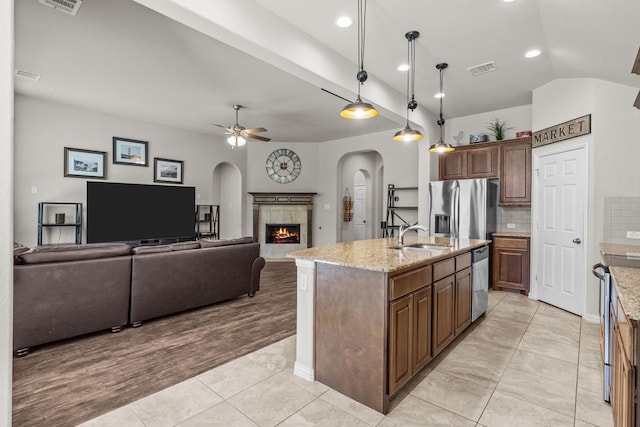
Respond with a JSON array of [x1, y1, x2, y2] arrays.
[[389, 243, 451, 252]]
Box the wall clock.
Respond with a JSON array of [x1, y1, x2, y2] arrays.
[[265, 148, 301, 184]]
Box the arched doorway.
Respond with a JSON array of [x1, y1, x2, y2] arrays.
[[212, 162, 242, 239], [337, 151, 383, 242]]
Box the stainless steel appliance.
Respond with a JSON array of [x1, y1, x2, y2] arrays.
[[592, 262, 612, 402], [471, 246, 490, 322], [429, 178, 498, 321], [428, 178, 498, 240]]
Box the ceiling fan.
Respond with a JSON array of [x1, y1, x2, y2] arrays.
[[213, 104, 271, 147]]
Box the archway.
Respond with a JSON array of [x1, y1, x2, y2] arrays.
[[337, 151, 384, 243], [212, 162, 242, 239]]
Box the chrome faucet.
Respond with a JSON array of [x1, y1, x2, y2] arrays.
[[398, 224, 429, 246]]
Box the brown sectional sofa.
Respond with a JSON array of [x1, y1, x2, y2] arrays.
[[13, 237, 265, 356]]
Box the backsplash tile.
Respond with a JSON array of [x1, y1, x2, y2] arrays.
[[604, 196, 640, 244], [498, 206, 531, 233]]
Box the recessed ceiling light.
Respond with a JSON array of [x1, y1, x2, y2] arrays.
[[503, 0, 516, 3], [525, 49, 541, 58], [397, 64, 409, 72], [434, 93, 445, 99], [336, 16, 352, 28]]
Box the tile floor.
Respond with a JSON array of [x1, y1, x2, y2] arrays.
[[79, 291, 614, 426]]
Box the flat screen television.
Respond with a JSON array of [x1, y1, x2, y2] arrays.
[[87, 181, 196, 244]]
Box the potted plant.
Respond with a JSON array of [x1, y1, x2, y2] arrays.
[[486, 118, 513, 141]]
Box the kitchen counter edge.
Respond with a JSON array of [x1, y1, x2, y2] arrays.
[[287, 237, 491, 273]]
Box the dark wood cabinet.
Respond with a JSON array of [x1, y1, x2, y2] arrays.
[[389, 294, 412, 395], [439, 151, 467, 180], [467, 146, 499, 178], [437, 137, 531, 206], [412, 287, 432, 373], [454, 267, 472, 334], [493, 236, 530, 295], [611, 294, 635, 427], [388, 266, 432, 396], [432, 275, 455, 357], [500, 141, 531, 205]]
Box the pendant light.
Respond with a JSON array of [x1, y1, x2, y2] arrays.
[[429, 63, 455, 153], [340, 0, 378, 119], [393, 31, 423, 142]]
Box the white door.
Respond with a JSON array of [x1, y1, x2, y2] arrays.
[[534, 143, 587, 315], [354, 184, 367, 240]]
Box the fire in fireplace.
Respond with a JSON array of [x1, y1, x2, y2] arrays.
[[265, 223, 301, 244]]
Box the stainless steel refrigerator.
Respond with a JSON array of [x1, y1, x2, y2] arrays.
[[429, 178, 498, 322], [428, 178, 498, 241]]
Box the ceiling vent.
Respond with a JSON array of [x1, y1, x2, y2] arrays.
[[467, 61, 498, 76], [39, 0, 83, 16], [14, 69, 42, 82]]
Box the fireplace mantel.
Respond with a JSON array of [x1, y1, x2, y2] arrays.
[[249, 192, 317, 254]]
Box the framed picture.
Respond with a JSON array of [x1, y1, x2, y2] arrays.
[[112, 137, 148, 166], [64, 147, 106, 179], [154, 158, 183, 184]]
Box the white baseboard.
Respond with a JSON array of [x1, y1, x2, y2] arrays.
[[582, 312, 601, 323], [293, 361, 314, 381]]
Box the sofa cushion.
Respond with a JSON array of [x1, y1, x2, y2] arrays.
[[170, 241, 201, 251], [131, 245, 173, 255], [199, 236, 254, 248], [17, 243, 132, 264]]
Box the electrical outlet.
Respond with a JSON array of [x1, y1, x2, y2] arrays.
[[300, 275, 308, 291], [31, 186, 37, 194], [627, 231, 640, 239], [507, 223, 516, 229]]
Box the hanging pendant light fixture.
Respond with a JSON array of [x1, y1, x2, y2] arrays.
[[393, 31, 423, 142], [429, 63, 455, 153], [340, 0, 378, 119]]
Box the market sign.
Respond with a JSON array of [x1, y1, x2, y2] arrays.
[[532, 114, 591, 148]]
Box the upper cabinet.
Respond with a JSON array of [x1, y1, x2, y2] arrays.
[[437, 137, 531, 206], [499, 140, 531, 206]]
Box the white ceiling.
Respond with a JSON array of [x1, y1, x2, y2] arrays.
[[14, 0, 640, 143]]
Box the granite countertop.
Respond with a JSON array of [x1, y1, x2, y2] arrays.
[[493, 232, 531, 238], [287, 236, 490, 273], [600, 243, 640, 322], [609, 266, 640, 321]]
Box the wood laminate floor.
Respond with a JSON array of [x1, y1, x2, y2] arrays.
[[12, 260, 297, 427]]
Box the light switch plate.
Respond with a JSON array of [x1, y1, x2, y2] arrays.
[[627, 231, 640, 239]]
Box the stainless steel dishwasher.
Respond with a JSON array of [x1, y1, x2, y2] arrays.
[[471, 245, 490, 322]]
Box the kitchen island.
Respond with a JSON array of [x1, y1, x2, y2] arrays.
[[288, 236, 490, 414]]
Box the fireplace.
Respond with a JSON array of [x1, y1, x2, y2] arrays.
[[265, 224, 301, 244], [249, 192, 316, 259]]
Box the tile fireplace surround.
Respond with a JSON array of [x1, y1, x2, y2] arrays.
[[249, 192, 316, 259]]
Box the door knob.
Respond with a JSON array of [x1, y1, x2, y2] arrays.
[[573, 238, 582, 244]]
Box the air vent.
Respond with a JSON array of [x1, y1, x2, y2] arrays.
[[467, 61, 498, 76], [14, 69, 42, 82], [39, 0, 83, 16]]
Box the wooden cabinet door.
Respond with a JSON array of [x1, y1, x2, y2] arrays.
[[389, 294, 412, 395], [454, 267, 472, 335], [467, 147, 498, 178], [492, 237, 530, 295], [500, 142, 531, 205], [439, 151, 467, 180], [432, 276, 455, 357], [412, 286, 432, 373]]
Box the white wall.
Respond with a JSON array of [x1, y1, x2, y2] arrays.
[[532, 78, 640, 317], [13, 95, 247, 246], [1, 1, 13, 424], [312, 131, 421, 246]]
